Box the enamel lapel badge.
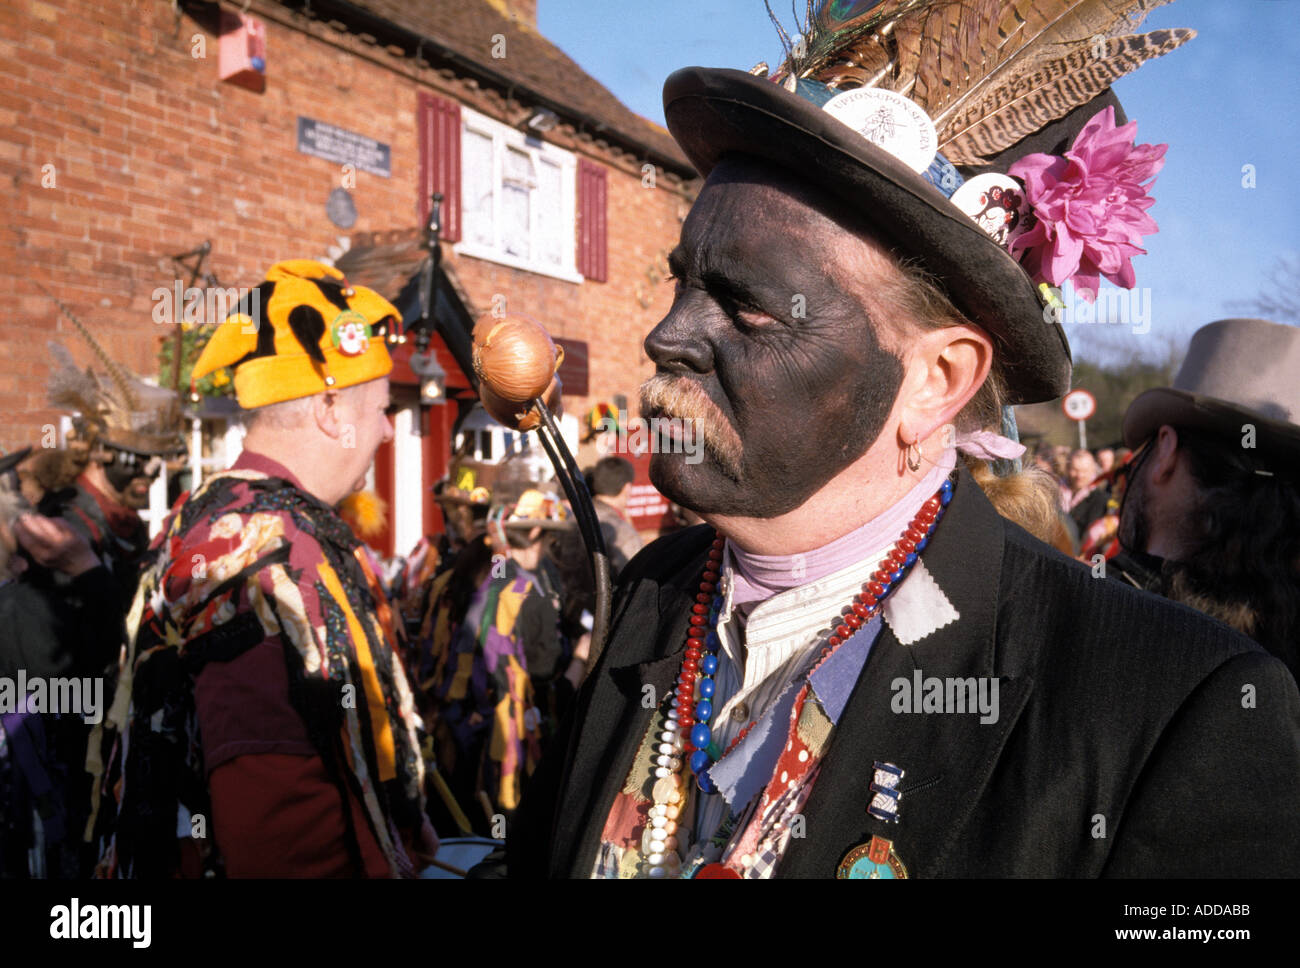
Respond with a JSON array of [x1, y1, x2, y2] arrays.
[[867, 761, 904, 823], [836, 761, 910, 878], [837, 835, 908, 880]]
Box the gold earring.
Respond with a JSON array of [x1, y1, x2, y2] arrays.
[[906, 440, 922, 472]]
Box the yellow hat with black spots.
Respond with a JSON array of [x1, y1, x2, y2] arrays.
[[192, 259, 404, 409]]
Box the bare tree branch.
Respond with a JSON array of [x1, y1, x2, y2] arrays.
[[1233, 255, 1300, 324]]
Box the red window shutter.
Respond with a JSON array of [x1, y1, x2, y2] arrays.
[[577, 159, 607, 282], [417, 92, 462, 243], [372, 435, 395, 558], [552, 337, 589, 397]]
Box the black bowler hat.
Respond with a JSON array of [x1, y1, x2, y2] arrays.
[[660, 3, 1193, 406]]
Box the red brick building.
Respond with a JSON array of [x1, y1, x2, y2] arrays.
[[1, 0, 698, 553]]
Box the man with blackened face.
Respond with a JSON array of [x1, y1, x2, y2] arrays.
[[500, 21, 1300, 881], [641, 158, 906, 523]]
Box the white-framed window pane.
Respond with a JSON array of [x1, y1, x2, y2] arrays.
[[504, 144, 535, 184], [537, 157, 564, 267], [502, 147, 533, 260], [463, 128, 495, 247], [456, 107, 576, 281], [502, 184, 530, 260]]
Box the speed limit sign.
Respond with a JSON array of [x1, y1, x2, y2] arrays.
[[1062, 389, 1096, 448], [1062, 389, 1096, 422]]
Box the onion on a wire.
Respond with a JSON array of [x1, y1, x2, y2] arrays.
[[480, 374, 563, 431], [472, 314, 564, 404]]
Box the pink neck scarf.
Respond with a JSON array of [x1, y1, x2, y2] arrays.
[[729, 449, 955, 608]]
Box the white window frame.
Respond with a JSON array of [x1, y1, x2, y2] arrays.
[[390, 403, 424, 559], [455, 106, 583, 283]]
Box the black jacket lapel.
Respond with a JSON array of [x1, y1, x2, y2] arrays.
[[553, 527, 714, 877], [780, 469, 1035, 878]]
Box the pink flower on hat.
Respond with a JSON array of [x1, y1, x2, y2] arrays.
[[1008, 106, 1166, 302]]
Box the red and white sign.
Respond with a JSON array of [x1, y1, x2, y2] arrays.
[[1061, 389, 1096, 422], [623, 450, 676, 532]]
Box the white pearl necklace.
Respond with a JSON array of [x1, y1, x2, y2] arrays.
[[641, 700, 688, 878]]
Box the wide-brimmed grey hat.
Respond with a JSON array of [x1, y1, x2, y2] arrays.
[[1123, 318, 1300, 469]]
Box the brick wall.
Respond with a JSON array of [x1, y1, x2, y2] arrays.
[[0, 0, 693, 454]]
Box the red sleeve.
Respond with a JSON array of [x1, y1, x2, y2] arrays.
[[209, 753, 392, 878]]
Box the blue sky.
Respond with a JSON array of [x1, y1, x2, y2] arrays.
[[539, 0, 1300, 365]]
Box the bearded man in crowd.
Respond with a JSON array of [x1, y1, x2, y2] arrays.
[[495, 5, 1300, 879], [1116, 317, 1300, 685]]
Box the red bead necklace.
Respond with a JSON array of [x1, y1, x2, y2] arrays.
[[827, 474, 953, 646], [675, 473, 954, 766], [638, 474, 954, 878]]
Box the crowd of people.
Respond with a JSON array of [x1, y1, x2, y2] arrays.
[[0, 281, 652, 876], [3, 0, 1298, 881], [5, 288, 1297, 881], [1026, 442, 1127, 559], [3, 289, 1298, 880]]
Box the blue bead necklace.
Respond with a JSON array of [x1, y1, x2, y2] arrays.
[[676, 474, 954, 792]]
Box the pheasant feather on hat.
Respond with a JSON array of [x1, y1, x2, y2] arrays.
[[665, 0, 1194, 403], [776, 0, 1194, 166], [40, 285, 185, 457]]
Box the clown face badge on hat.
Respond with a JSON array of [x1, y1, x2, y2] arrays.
[[332, 309, 372, 357]]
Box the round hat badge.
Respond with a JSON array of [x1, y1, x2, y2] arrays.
[[950, 172, 1035, 249], [331, 309, 372, 357], [822, 88, 938, 174]]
